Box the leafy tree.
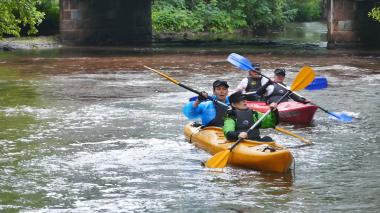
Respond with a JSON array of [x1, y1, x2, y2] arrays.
[[0, 0, 44, 38], [369, 6, 380, 22]]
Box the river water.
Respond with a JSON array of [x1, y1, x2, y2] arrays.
[[1, 25, 380, 212]]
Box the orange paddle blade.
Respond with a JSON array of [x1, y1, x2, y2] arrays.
[[290, 66, 316, 91], [205, 150, 231, 168]]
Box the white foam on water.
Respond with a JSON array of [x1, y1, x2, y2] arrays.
[[0, 106, 53, 118], [313, 65, 360, 71], [0, 140, 13, 145], [360, 74, 380, 82], [70, 139, 127, 146], [54, 137, 190, 171], [339, 111, 360, 118], [50, 72, 165, 87]]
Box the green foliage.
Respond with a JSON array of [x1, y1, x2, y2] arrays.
[[152, 5, 203, 32], [153, 0, 247, 33], [152, 0, 319, 33], [291, 0, 322, 22], [369, 6, 380, 22], [193, 0, 246, 32], [0, 0, 45, 38], [239, 0, 297, 29], [154, 0, 187, 9]]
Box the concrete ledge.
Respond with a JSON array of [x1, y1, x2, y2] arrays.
[[0, 36, 61, 50]]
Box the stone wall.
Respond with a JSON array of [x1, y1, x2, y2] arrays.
[[60, 0, 152, 45], [327, 0, 380, 48]]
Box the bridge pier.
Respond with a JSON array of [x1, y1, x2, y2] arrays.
[[327, 0, 380, 48], [60, 0, 152, 45]]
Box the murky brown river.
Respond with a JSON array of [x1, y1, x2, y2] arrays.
[[1, 42, 380, 212]]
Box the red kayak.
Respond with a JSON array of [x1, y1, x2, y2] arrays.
[[246, 101, 318, 125]]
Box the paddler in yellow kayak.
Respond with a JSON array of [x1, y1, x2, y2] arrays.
[[224, 91, 278, 142], [182, 80, 230, 127]]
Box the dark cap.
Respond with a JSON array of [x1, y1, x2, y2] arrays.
[[229, 91, 246, 103], [253, 63, 261, 71], [213, 80, 229, 89], [274, 68, 286, 76]]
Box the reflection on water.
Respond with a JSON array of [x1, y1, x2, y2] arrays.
[[156, 21, 327, 47], [0, 45, 380, 212], [252, 21, 327, 46]]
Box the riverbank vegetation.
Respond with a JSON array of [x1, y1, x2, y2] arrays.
[[0, 0, 44, 38], [0, 0, 59, 38], [152, 0, 322, 33]]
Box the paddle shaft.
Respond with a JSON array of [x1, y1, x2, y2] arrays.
[[178, 82, 229, 107], [179, 82, 229, 107], [144, 65, 228, 107], [229, 90, 292, 151], [268, 83, 342, 120], [275, 127, 312, 144], [312, 103, 341, 119]]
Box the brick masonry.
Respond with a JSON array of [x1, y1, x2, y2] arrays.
[[327, 0, 380, 47], [60, 0, 152, 45]]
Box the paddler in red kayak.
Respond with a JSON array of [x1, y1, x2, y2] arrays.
[[182, 80, 230, 127], [265, 69, 310, 104], [235, 63, 273, 101], [224, 91, 278, 142]]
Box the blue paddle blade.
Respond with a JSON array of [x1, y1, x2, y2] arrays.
[[306, 76, 328, 90], [227, 53, 254, 71], [329, 112, 353, 122]]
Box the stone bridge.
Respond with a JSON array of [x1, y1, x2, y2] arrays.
[[327, 0, 380, 47], [59, 0, 380, 47]]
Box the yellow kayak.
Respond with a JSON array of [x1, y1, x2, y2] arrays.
[[184, 123, 293, 173]]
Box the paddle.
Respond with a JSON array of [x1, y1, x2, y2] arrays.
[[275, 127, 312, 145], [144, 65, 228, 107], [205, 66, 315, 169], [227, 53, 352, 122]]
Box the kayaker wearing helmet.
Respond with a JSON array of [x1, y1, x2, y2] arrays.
[[182, 80, 230, 127], [265, 68, 310, 104], [224, 91, 278, 142], [235, 63, 273, 101]]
